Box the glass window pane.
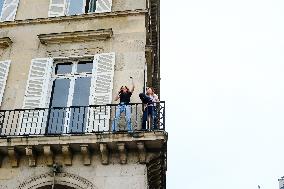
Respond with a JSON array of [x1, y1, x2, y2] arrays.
[[88, 0, 97, 13], [0, 0, 4, 15], [69, 77, 91, 133], [72, 77, 91, 106], [67, 0, 84, 15], [77, 61, 93, 73], [55, 63, 72, 75], [48, 79, 71, 134], [50, 79, 70, 107]]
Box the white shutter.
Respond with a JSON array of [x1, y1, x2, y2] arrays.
[[0, 60, 10, 106], [19, 58, 53, 135], [95, 0, 112, 13], [87, 52, 115, 132], [0, 0, 20, 21], [48, 0, 66, 17]]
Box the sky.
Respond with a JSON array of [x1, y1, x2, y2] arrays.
[[161, 1, 284, 189]]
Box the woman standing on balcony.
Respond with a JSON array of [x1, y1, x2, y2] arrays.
[[111, 80, 135, 132], [141, 87, 159, 130]]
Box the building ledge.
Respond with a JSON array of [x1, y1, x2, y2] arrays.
[[38, 29, 113, 44], [0, 131, 167, 167], [0, 9, 148, 28], [0, 37, 12, 48]]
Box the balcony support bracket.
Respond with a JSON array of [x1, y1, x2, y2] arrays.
[[62, 145, 72, 166], [99, 143, 109, 165], [137, 142, 146, 164], [80, 144, 91, 166], [117, 143, 127, 164], [26, 146, 36, 167]]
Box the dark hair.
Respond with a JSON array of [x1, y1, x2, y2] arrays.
[[120, 86, 130, 93], [146, 87, 155, 95]]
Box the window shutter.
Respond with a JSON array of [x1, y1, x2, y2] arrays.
[[48, 0, 66, 17], [0, 0, 20, 21], [19, 58, 53, 135], [95, 0, 112, 13], [87, 52, 115, 132], [0, 60, 10, 106]]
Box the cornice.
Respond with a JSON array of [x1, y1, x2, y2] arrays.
[[0, 9, 147, 28], [38, 29, 113, 44]]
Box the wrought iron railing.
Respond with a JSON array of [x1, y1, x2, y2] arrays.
[[0, 102, 165, 136]]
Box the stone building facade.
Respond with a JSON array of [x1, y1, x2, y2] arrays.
[[0, 0, 166, 188]]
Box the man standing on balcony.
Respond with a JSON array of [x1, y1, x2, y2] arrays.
[[112, 79, 135, 132]]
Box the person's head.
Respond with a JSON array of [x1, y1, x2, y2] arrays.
[[146, 87, 155, 95], [120, 86, 129, 93]]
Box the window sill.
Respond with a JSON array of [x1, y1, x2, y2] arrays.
[[0, 9, 147, 28]]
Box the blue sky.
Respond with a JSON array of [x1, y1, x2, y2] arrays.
[[162, 1, 284, 188]]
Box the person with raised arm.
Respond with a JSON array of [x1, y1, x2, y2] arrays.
[[140, 87, 159, 130], [111, 78, 135, 132]]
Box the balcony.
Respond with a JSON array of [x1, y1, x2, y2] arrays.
[[0, 102, 166, 168], [0, 102, 165, 136]]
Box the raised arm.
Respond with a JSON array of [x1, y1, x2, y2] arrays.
[[154, 94, 159, 102], [130, 78, 135, 93], [114, 92, 120, 101]]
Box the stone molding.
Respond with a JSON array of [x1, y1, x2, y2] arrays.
[[17, 172, 97, 189], [0, 9, 147, 28], [38, 29, 113, 44], [0, 37, 12, 48], [0, 132, 167, 166]]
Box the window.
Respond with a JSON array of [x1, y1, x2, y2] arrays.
[[0, 0, 20, 22], [0, 0, 4, 16], [48, 0, 112, 17], [21, 53, 115, 135], [66, 0, 97, 15], [48, 58, 94, 134]]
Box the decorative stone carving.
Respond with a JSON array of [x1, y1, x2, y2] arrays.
[[80, 144, 91, 166], [43, 145, 53, 166], [62, 145, 72, 166], [46, 47, 103, 58], [137, 142, 146, 163], [7, 147, 18, 168], [38, 29, 113, 45], [25, 146, 36, 167], [0, 37, 12, 48], [17, 172, 97, 189], [117, 143, 127, 164], [99, 143, 109, 165]]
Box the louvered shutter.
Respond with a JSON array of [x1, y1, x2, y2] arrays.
[[19, 58, 53, 135], [0, 0, 20, 21], [87, 52, 115, 132], [95, 0, 112, 13], [0, 60, 10, 105], [48, 0, 66, 17], [0, 60, 10, 136]]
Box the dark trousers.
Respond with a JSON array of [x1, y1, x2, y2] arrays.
[[142, 106, 157, 130]]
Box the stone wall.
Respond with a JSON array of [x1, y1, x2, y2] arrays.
[[0, 154, 147, 189], [0, 13, 147, 109], [15, 0, 147, 20]]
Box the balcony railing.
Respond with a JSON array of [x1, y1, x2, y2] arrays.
[[0, 102, 165, 136]]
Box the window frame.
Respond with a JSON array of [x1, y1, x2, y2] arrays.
[[51, 58, 94, 107], [65, 0, 97, 16], [49, 57, 94, 133]]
